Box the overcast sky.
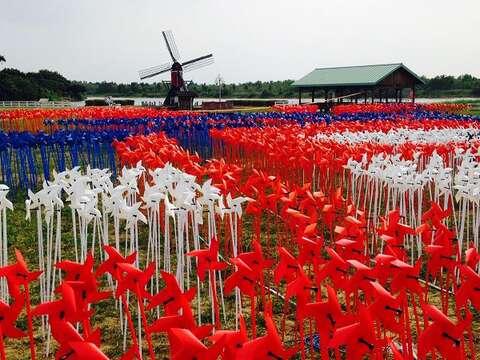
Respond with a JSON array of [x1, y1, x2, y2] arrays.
[[1, 0, 479, 84]]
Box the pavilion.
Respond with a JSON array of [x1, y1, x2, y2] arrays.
[[292, 63, 425, 104]]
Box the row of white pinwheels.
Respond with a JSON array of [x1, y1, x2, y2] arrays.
[[23, 162, 248, 354], [345, 148, 480, 262]]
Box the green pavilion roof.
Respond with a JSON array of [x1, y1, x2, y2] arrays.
[[292, 63, 424, 88]]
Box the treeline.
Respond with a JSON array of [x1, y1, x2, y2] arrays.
[[418, 74, 480, 97], [80, 80, 298, 98], [1, 66, 480, 101], [82, 76, 480, 99], [0, 68, 85, 101]]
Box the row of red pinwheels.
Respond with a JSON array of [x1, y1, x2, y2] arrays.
[[331, 103, 471, 115], [111, 127, 480, 359], [210, 118, 480, 191]]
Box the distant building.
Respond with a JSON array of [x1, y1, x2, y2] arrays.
[[292, 63, 425, 104]]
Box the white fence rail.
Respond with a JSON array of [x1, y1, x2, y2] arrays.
[[0, 101, 75, 108]]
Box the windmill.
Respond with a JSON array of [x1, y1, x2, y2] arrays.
[[139, 30, 214, 109]]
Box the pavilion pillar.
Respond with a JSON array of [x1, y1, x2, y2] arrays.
[[399, 89, 403, 103], [311, 89, 315, 103], [299, 88, 302, 105], [385, 89, 389, 103], [364, 90, 368, 104], [411, 86, 416, 104]]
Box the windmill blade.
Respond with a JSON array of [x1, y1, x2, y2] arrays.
[[182, 54, 214, 73], [162, 30, 181, 62], [139, 62, 172, 80]]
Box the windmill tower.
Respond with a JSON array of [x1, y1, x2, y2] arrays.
[[139, 30, 214, 109]]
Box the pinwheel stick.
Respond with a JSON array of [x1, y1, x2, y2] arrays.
[[209, 269, 221, 330], [25, 283, 36, 360], [120, 292, 139, 352], [136, 284, 155, 360]]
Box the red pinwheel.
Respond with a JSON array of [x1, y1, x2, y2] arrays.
[[167, 328, 225, 360], [96, 247, 140, 353], [57, 253, 110, 335], [147, 271, 196, 315], [61, 342, 109, 360], [425, 243, 458, 277], [283, 207, 316, 240], [225, 257, 259, 336], [0, 298, 24, 338], [56, 252, 95, 283], [418, 303, 470, 360], [304, 285, 343, 331], [322, 188, 345, 231], [210, 315, 248, 359], [187, 237, 227, 281], [237, 240, 273, 307], [297, 235, 324, 267], [284, 268, 314, 359], [237, 240, 273, 275], [224, 257, 257, 298], [378, 209, 415, 245], [116, 262, 156, 360], [368, 282, 404, 334], [465, 243, 479, 270], [0, 249, 41, 360], [390, 259, 424, 296], [285, 268, 314, 308], [329, 307, 383, 360], [0, 249, 42, 299], [345, 259, 377, 300], [298, 190, 325, 217], [273, 247, 300, 285], [304, 286, 344, 359], [187, 237, 226, 329], [334, 237, 365, 262], [148, 309, 213, 341], [417, 205, 455, 249], [422, 202, 452, 228], [425, 243, 458, 310], [265, 179, 288, 213], [50, 320, 107, 360], [278, 189, 297, 216], [0, 298, 25, 360], [236, 313, 296, 359], [316, 248, 349, 291], [373, 253, 396, 285], [456, 265, 480, 310], [96, 245, 137, 280], [334, 215, 367, 261], [115, 262, 155, 299], [32, 282, 80, 324]]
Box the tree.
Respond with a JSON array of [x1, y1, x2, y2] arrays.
[[0, 55, 5, 63], [0, 68, 86, 100]]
